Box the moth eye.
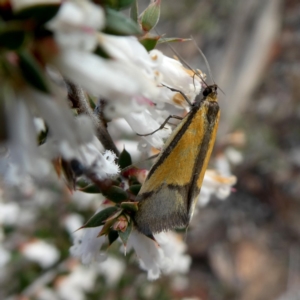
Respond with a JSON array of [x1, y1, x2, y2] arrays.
[[203, 87, 212, 97]]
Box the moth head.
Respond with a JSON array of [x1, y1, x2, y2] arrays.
[[202, 84, 218, 102]]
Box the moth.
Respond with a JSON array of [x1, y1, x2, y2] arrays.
[[134, 84, 220, 237]]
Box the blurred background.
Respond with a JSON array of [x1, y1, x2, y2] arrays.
[[2, 0, 300, 299]]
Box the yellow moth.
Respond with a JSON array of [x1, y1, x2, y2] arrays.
[[134, 84, 220, 237]]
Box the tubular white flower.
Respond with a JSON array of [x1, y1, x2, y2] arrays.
[[0, 202, 20, 226], [96, 256, 126, 286], [98, 34, 159, 80], [126, 230, 165, 280], [0, 246, 11, 267], [149, 49, 203, 107], [64, 138, 120, 179], [56, 265, 97, 300], [125, 109, 171, 149], [21, 239, 60, 268], [127, 230, 191, 280], [53, 49, 159, 117], [198, 170, 237, 207], [154, 232, 191, 275], [70, 226, 107, 264], [47, 1, 105, 51], [1, 94, 51, 183]]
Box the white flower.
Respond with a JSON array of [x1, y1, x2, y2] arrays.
[[149, 49, 203, 107], [1, 87, 114, 184], [127, 230, 191, 280], [72, 139, 120, 179], [54, 49, 158, 116], [224, 147, 244, 165], [0, 246, 11, 267], [21, 239, 60, 268], [155, 232, 191, 274], [125, 109, 171, 149], [98, 34, 157, 74], [0, 202, 20, 226], [96, 256, 126, 286], [56, 264, 97, 300], [47, 1, 105, 51], [70, 226, 107, 264], [198, 170, 237, 207], [1, 94, 51, 183], [63, 213, 84, 237], [125, 49, 203, 149]]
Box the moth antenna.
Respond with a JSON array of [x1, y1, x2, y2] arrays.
[[190, 35, 215, 84], [218, 85, 226, 95], [155, 29, 209, 88], [190, 36, 226, 96]]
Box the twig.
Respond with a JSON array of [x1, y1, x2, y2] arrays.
[[66, 81, 119, 156]]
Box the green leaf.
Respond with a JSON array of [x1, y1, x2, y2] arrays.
[[128, 184, 141, 196], [81, 206, 119, 228], [0, 88, 8, 143], [0, 28, 26, 50], [104, 8, 142, 36], [158, 37, 191, 44], [76, 179, 90, 189], [118, 148, 132, 169], [139, 36, 159, 51], [79, 184, 102, 194], [104, 0, 135, 10], [103, 186, 129, 203], [18, 50, 50, 93], [130, 0, 139, 23], [98, 215, 119, 236], [140, 0, 161, 32], [14, 4, 61, 24], [108, 230, 119, 246], [118, 220, 133, 246], [120, 201, 138, 212]]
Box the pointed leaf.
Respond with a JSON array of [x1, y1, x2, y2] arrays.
[[0, 92, 8, 142], [103, 186, 129, 203], [76, 178, 90, 189], [104, 8, 142, 36], [81, 206, 119, 228], [80, 184, 102, 194], [128, 184, 141, 195], [88, 95, 96, 110], [105, 209, 123, 223], [119, 220, 133, 246], [120, 201, 138, 212], [118, 148, 132, 169], [130, 0, 138, 23], [14, 4, 61, 24], [139, 36, 159, 51], [108, 230, 119, 246], [158, 37, 191, 44], [140, 0, 161, 32], [18, 50, 50, 93], [98, 217, 117, 236], [0, 28, 26, 49], [104, 0, 135, 10]]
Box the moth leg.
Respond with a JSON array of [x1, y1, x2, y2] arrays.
[[162, 84, 192, 106], [136, 115, 183, 137]]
